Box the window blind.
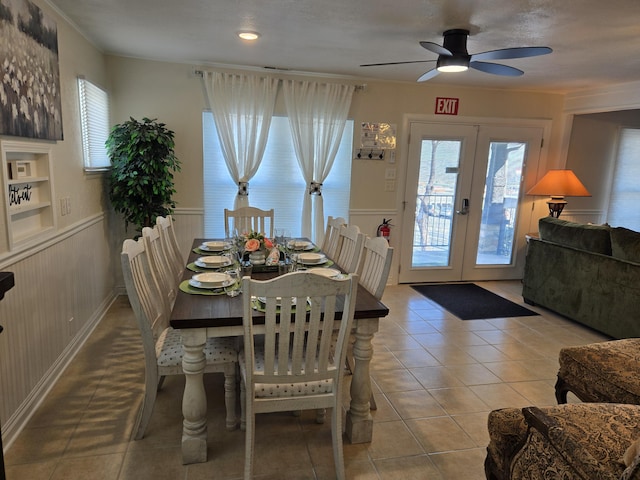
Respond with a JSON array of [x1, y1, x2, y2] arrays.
[[78, 77, 111, 170], [607, 127, 640, 230]]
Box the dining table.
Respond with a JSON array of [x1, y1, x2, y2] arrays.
[[170, 239, 389, 465]]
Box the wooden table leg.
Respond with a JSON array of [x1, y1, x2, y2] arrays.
[[345, 317, 378, 444], [181, 329, 208, 464]]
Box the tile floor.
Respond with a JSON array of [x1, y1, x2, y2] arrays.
[[4, 281, 608, 479]]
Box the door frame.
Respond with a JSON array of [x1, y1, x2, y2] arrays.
[[396, 114, 552, 283]]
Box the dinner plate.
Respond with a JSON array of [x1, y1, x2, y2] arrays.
[[200, 241, 230, 252], [196, 255, 231, 268], [287, 240, 313, 251], [307, 267, 341, 278], [297, 252, 326, 265], [257, 296, 297, 306], [191, 272, 232, 288]]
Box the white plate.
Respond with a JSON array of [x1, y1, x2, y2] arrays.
[[196, 255, 231, 268], [287, 240, 313, 250], [257, 296, 296, 306], [191, 272, 231, 288], [200, 241, 230, 251], [297, 252, 326, 265], [307, 268, 341, 278]]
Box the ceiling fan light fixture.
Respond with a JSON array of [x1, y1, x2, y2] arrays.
[[436, 56, 469, 73], [237, 31, 261, 41]]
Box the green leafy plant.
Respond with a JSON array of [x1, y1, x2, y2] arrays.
[[106, 117, 181, 233]]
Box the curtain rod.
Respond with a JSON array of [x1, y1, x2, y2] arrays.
[[193, 68, 367, 91]]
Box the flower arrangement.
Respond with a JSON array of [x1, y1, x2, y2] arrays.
[[242, 231, 274, 252]]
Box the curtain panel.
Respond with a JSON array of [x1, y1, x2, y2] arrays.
[[202, 72, 279, 208], [283, 80, 354, 243]]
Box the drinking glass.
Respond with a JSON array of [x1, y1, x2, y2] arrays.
[[225, 268, 240, 297]]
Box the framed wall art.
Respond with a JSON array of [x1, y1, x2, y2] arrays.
[[0, 0, 63, 140]]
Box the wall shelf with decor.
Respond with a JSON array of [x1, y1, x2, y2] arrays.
[[0, 140, 56, 251]]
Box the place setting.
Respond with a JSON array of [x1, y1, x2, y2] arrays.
[[187, 254, 234, 272], [179, 269, 241, 296], [193, 240, 233, 255]]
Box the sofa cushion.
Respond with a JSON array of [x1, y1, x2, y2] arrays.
[[539, 217, 612, 255], [610, 227, 640, 263]]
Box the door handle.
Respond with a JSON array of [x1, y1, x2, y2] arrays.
[[456, 198, 469, 215]]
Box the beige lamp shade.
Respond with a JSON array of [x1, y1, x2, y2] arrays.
[[527, 169, 591, 198], [527, 169, 591, 217]]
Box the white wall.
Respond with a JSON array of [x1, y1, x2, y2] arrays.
[[0, 0, 116, 447]]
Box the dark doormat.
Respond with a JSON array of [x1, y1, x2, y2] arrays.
[[411, 283, 539, 320]]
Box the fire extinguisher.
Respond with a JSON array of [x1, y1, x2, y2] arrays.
[[377, 218, 392, 242]]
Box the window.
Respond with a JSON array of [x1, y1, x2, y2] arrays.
[[607, 127, 640, 230], [77, 77, 110, 171], [203, 112, 353, 238]]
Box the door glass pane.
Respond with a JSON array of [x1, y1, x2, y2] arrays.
[[413, 140, 461, 267], [476, 142, 526, 265]]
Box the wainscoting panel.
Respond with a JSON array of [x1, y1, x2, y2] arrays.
[[0, 214, 116, 448]]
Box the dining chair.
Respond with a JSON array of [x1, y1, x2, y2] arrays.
[[352, 235, 394, 410], [239, 271, 358, 480], [224, 206, 274, 238], [121, 238, 238, 439], [155, 215, 184, 285], [334, 224, 365, 274], [142, 225, 177, 311], [321, 216, 346, 260]]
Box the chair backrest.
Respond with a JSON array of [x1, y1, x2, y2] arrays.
[[321, 216, 346, 260], [241, 271, 358, 395], [224, 207, 274, 238], [156, 215, 184, 282], [142, 225, 176, 311], [121, 238, 168, 364], [334, 224, 365, 274], [357, 236, 394, 300]]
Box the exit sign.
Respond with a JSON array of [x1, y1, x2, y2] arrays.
[[435, 97, 459, 115]]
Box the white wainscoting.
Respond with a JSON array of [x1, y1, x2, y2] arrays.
[[0, 214, 116, 449]]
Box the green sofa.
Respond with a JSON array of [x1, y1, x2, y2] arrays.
[[522, 217, 640, 339]]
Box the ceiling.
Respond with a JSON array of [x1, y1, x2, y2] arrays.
[[47, 0, 640, 93]]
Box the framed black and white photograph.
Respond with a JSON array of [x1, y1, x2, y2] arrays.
[[0, 0, 63, 140]]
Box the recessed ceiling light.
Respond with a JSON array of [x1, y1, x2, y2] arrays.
[[238, 31, 260, 41]]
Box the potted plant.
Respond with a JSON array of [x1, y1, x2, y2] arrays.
[[106, 117, 181, 234]]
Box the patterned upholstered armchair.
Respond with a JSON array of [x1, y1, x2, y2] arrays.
[[485, 403, 640, 480], [555, 338, 640, 405]]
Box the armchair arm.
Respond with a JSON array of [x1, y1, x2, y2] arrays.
[[522, 407, 620, 480]]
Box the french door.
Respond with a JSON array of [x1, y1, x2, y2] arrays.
[[399, 121, 543, 283]]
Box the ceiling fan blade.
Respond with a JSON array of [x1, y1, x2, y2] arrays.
[[417, 68, 440, 82], [471, 46, 552, 61], [360, 60, 435, 67], [470, 61, 524, 76], [419, 41, 452, 56]]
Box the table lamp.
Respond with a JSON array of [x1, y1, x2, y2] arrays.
[[527, 169, 591, 218]]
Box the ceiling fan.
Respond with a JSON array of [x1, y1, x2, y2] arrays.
[[360, 29, 552, 82]]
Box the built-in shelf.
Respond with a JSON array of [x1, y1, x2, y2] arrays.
[[1, 140, 56, 251]]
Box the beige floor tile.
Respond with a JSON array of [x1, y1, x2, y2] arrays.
[[386, 389, 446, 419], [370, 368, 424, 392], [392, 348, 441, 368], [366, 420, 424, 459], [429, 447, 489, 480], [469, 383, 531, 410], [374, 454, 443, 479], [50, 453, 125, 480], [452, 412, 492, 447], [406, 416, 477, 453], [428, 387, 489, 415], [445, 363, 503, 386], [410, 365, 465, 389]]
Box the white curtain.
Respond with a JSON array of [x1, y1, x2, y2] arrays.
[[283, 80, 354, 243], [203, 71, 279, 207]]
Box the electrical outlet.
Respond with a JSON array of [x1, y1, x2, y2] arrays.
[[384, 180, 395, 191]]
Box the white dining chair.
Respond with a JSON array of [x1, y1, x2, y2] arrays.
[[142, 225, 177, 311], [224, 206, 274, 238], [352, 235, 394, 410], [239, 271, 358, 480], [121, 238, 239, 439], [156, 215, 184, 284], [321, 216, 346, 260], [334, 224, 365, 274]]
